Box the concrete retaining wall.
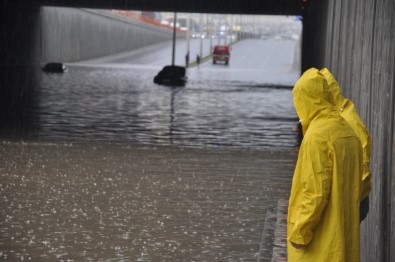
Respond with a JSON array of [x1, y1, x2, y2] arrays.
[[302, 0, 395, 261], [41, 7, 175, 62]]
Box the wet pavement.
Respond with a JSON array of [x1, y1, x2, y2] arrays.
[[0, 141, 295, 261]]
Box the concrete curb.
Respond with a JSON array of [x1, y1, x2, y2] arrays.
[[272, 199, 288, 261]]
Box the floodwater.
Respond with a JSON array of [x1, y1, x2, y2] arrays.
[[14, 64, 299, 151], [1, 38, 301, 150], [0, 39, 300, 261]]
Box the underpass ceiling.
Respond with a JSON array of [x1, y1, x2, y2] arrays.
[[11, 0, 304, 15]]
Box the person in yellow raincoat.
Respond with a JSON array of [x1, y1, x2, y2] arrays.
[[320, 68, 371, 222], [287, 68, 363, 261]]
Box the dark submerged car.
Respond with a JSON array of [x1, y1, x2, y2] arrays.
[[154, 65, 187, 86], [42, 63, 67, 73]]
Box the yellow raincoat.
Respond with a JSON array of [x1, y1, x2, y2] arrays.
[[320, 68, 371, 201], [287, 68, 363, 261]]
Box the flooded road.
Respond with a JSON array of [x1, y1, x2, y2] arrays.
[[1, 38, 300, 261], [9, 38, 301, 151], [33, 65, 298, 150]]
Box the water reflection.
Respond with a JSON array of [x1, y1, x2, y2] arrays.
[[30, 66, 298, 150]]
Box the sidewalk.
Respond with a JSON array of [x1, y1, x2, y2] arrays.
[[0, 142, 294, 261]]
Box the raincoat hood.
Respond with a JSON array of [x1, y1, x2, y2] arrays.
[[293, 68, 334, 134], [320, 68, 347, 110]]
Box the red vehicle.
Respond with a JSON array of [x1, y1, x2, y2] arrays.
[[212, 45, 230, 65]]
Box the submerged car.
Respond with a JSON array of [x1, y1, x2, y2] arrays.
[[153, 65, 187, 86], [212, 45, 230, 65], [42, 62, 67, 73]]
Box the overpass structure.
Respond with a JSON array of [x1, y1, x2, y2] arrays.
[[1, 0, 395, 261], [10, 0, 303, 15]]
